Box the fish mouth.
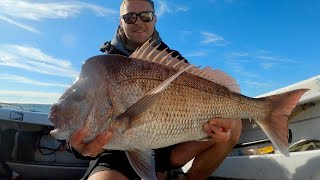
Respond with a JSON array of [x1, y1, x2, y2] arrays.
[[48, 112, 58, 124], [48, 111, 75, 140], [48, 112, 65, 129], [50, 127, 74, 140]]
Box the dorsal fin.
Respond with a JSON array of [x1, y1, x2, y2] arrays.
[[130, 40, 240, 93]]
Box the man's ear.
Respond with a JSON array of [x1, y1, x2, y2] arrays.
[[154, 14, 157, 23], [119, 15, 124, 26]]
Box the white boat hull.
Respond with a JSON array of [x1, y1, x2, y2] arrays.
[[212, 149, 320, 180]]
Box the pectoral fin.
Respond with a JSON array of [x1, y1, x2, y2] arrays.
[[117, 64, 193, 119], [125, 150, 156, 180]]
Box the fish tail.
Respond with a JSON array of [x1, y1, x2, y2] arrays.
[[256, 89, 309, 157]]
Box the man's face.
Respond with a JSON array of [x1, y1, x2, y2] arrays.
[[120, 1, 156, 46]]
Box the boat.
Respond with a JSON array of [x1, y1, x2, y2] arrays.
[[1, 75, 319, 179], [0, 104, 88, 179]]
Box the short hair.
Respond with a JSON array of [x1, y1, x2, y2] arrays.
[[120, 0, 155, 15]]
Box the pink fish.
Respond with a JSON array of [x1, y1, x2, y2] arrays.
[[49, 41, 308, 179]]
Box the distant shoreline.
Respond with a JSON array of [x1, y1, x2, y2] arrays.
[[0, 102, 51, 113]]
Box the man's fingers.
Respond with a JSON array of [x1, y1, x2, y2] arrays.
[[96, 131, 113, 145], [203, 123, 218, 137], [81, 131, 113, 157], [208, 118, 237, 129], [203, 123, 231, 143], [69, 127, 90, 150], [69, 128, 113, 157]]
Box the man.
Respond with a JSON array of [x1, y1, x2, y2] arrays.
[[69, 0, 242, 179]]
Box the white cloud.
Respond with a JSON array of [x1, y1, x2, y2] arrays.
[[209, 0, 238, 4], [260, 62, 274, 70], [0, 1, 116, 20], [156, 1, 189, 17], [229, 50, 298, 70], [255, 55, 297, 63], [61, 34, 77, 48], [230, 52, 249, 57], [0, 0, 117, 33], [0, 74, 69, 87], [245, 80, 273, 88], [224, 49, 300, 91], [157, 1, 169, 17], [201, 32, 229, 46], [0, 90, 61, 104], [0, 15, 40, 33], [177, 6, 189, 12], [185, 51, 207, 57], [0, 44, 78, 78], [226, 61, 258, 78]]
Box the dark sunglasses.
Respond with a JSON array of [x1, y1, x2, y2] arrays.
[[121, 11, 154, 24]]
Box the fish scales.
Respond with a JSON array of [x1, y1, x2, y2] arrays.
[[49, 41, 308, 180], [117, 86, 265, 150], [58, 55, 271, 150], [96, 57, 269, 150]]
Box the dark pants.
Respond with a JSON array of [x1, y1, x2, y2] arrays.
[[0, 162, 12, 179], [81, 146, 173, 180]]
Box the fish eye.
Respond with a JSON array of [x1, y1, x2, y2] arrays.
[[70, 88, 85, 102]]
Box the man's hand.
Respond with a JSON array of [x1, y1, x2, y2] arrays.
[[202, 118, 239, 143], [69, 127, 113, 157]]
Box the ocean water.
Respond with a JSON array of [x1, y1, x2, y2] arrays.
[[0, 103, 52, 114]]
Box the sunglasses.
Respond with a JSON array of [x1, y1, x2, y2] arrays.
[[121, 11, 154, 24]]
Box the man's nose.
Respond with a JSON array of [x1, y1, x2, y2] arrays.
[[134, 16, 143, 25]]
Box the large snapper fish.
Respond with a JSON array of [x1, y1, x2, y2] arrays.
[[49, 41, 307, 179]]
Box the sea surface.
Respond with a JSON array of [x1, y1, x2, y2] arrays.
[[0, 102, 51, 114]]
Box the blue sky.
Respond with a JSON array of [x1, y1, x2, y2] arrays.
[[0, 0, 319, 104]]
